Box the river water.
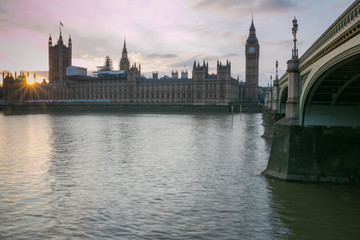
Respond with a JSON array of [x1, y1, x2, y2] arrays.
[[0, 113, 359, 239]]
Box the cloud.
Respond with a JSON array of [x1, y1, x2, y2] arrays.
[[0, 0, 354, 82], [236, 35, 248, 46], [190, 0, 252, 19], [168, 60, 196, 69], [195, 29, 213, 38], [69, 33, 123, 60], [330, 0, 352, 9], [0, 0, 54, 34], [219, 31, 231, 39], [255, 0, 306, 14], [263, 39, 292, 47], [188, 0, 306, 21], [142, 53, 178, 59], [199, 55, 220, 62], [222, 53, 238, 58]]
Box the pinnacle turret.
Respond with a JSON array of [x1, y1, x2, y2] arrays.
[[119, 39, 130, 71], [68, 35, 72, 47], [247, 17, 258, 43], [48, 33, 52, 46], [249, 17, 256, 35], [122, 39, 128, 58], [58, 32, 63, 45]]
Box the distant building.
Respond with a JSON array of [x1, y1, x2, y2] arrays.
[[245, 18, 260, 103], [2, 72, 44, 102], [181, 70, 188, 79], [119, 40, 130, 72], [4, 25, 262, 105], [66, 66, 87, 76], [48, 32, 72, 83], [171, 71, 178, 79]]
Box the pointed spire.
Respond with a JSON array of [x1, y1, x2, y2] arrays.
[[122, 38, 127, 56], [58, 20, 63, 44], [48, 33, 52, 46], [58, 27, 63, 45], [250, 15, 256, 34], [59, 20, 64, 39], [68, 34, 72, 47], [247, 15, 258, 43]]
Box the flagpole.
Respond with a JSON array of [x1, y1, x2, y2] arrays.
[[59, 20, 64, 35]]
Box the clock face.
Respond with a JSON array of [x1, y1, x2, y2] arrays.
[[248, 46, 255, 54]]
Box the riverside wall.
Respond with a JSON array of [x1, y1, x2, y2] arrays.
[[2, 103, 263, 115], [261, 110, 285, 138]]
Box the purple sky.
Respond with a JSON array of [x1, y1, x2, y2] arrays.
[[0, 0, 355, 86]]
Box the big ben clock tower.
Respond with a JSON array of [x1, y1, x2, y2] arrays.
[[245, 18, 259, 103]]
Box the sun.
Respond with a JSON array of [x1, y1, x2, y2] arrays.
[[26, 75, 36, 85]]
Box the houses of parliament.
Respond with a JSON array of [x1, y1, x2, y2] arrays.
[[3, 20, 260, 105]]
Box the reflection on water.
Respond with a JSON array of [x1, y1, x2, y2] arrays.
[[266, 179, 360, 240], [0, 113, 359, 239]]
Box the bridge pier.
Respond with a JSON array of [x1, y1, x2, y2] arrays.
[[261, 110, 284, 138], [285, 59, 299, 122], [262, 67, 284, 138], [262, 124, 360, 183], [262, 3, 360, 183]]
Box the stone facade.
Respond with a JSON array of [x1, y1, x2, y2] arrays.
[[245, 18, 260, 103], [2, 35, 239, 105], [48, 32, 72, 83]]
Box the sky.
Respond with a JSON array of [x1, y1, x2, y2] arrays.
[[0, 0, 355, 86]]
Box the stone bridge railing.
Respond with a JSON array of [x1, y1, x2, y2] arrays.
[[299, 0, 360, 70], [277, 0, 360, 87]]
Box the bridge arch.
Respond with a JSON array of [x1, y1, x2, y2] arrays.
[[301, 46, 360, 126], [279, 85, 288, 114]]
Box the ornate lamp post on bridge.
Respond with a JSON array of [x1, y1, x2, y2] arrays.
[[268, 75, 273, 110], [272, 61, 279, 112], [292, 17, 298, 59], [286, 17, 300, 122]]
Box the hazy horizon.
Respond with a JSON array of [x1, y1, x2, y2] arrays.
[[0, 0, 355, 86]]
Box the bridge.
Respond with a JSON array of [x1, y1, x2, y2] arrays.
[[262, 0, 360, 183]]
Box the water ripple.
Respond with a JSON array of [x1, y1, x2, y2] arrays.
[[1, 113, 360, 239]]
